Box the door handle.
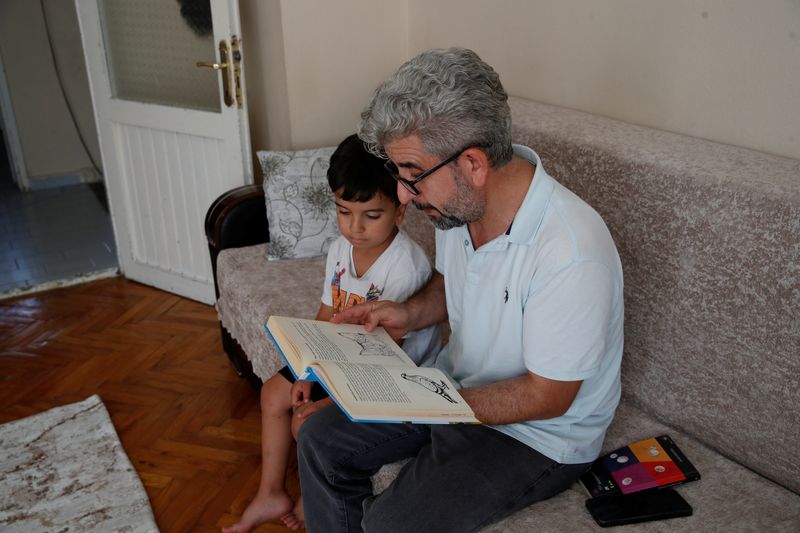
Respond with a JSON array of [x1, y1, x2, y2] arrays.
[[196, 61, 228, 70], [196, 40, 233, 107]]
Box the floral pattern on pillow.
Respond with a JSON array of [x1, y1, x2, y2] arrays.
[[259, 147, 339, 260]]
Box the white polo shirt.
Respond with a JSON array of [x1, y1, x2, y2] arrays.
[[434, 145, 624, 464]]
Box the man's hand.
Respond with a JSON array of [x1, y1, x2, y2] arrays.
[[291, 380, 315, 409], [331, 300, 410, 343], [331, 272, 447, 343]]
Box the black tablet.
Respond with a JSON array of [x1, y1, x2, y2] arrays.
[[586, 488, 692, 527]]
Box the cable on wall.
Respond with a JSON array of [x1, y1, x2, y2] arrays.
[[39, 0, 104, 178]]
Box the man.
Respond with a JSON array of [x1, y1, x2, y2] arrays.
[[295, 47, 624, 532]]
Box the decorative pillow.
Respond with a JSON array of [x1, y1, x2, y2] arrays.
[[259, 147, 339, 260]]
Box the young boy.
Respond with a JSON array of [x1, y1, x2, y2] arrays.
[[223, 134, 440, 533]]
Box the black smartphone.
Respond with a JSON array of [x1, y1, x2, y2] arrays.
[[585, 488, 692, 527]]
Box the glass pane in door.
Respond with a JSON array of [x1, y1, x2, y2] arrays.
[[98, 0, 220, 112]]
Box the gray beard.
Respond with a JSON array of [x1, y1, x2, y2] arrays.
[[414, 170, 484, 230], [425, 211, 468, 231]]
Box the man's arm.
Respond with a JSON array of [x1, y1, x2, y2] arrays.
[[459, 372, 582, 425], [332, 271, 447, 339]]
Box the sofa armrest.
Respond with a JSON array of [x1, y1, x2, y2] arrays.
[[205, 184, 270, 387], [205, 184, 268, 250], [205, 184, 268, 299]]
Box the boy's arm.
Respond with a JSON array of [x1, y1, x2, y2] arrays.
[[315, 303, 334, 322], [291, 397, 334, 438]]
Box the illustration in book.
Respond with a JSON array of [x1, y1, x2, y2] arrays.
[[338, 332, 396, 356], [401, 373, 458, 403]]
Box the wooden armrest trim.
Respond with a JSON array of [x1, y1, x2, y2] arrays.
[[205, 184, 264, 250]]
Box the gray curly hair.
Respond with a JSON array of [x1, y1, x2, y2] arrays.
[[358, 48, 513, 167]]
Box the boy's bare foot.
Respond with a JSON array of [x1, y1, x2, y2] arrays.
[[222, 491, 294, 533], [281, 498, 305, 530]]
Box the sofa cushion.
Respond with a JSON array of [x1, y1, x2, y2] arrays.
[[509, 97, 800, 494], [370, 401, 800, 531], [258, 147, 339, 260], [482, 401, 800, 532]]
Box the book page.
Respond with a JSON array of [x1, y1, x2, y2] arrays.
[[269, 316, 415, 368], [315, 361, 475, 417]]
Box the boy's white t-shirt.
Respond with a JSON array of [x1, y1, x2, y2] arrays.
[[322, 230, 441, 366]]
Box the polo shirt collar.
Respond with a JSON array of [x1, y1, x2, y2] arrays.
[[506, 144, 555, 246]]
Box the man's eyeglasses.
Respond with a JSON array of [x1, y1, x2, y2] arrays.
[[383, 144, 489, 196]]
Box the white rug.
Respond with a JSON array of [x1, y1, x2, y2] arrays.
[[0, 395, 159, 532]]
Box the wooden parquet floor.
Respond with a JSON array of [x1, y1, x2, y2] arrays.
[[0, 277, 301, 533]]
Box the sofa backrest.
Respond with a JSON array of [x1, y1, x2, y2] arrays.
[[509, 96, 799, 493], [400, 204, 436, 263]]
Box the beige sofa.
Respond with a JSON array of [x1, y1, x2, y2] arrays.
[[206, 96, 800, 531]]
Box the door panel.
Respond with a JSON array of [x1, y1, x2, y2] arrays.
[[113, 123, 225, 282], [77, 0, 251, 303]]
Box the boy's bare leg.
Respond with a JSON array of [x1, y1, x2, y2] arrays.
[[222, 374, 295, 533], [275, 396, 334, 530]]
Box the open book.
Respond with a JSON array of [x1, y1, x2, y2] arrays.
[[265, 316, 478, 424]]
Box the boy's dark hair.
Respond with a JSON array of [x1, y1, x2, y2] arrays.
[[327, 134, 399, 205]]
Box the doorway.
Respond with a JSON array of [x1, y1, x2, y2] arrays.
[[0, 133, 118, 298], [0, 0, 118, 299]]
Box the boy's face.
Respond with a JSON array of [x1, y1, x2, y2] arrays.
[[334, 189, 406, 252]]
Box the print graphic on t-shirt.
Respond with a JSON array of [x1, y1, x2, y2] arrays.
[[365, 283, 383, 302], [330, 263, 346, 308], [400, 373, 458, 403], [338, 332, 395, 356], [331, 264, 346, 287], [330, 261, 384, 313]]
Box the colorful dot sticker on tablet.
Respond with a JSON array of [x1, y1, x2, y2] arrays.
[[605, 437, 687, 494]]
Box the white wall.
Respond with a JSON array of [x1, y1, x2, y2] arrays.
[[279, 1, 408, 149], [240, 0, 407, 163], [408, 0, 800, 160], [240, 0, 293, 153], [243, 0, 800, 162], [42, 0, 101, 170], [0, 0, 99, 187]]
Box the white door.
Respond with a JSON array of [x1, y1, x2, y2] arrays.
[[76, 0, 252, 304]]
